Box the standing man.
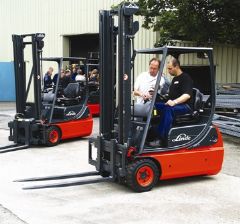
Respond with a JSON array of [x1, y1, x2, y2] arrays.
[[44, 67, 53, 89], [133, 58, 169, 117], [134, 58, 169, 104], [154, 58, 193, 146]]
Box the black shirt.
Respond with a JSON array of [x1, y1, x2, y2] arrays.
[[168, 72, 193, 109], [60, 76, 71, 89], [71, 72, 78, 81], [52, 73, 58, 85]]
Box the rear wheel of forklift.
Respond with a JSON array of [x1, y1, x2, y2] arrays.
[[126, 159, 159, 192], [45, 126, 61, 147]]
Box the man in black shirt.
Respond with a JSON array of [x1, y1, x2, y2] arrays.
[[154, 58, 193, 145]]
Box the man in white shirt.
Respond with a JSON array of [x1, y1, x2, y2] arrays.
[[133, 58, 168, 104]]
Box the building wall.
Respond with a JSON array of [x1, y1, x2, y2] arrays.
[[0, 0, 156, 101], [0, 0, 116, 61], [214, 44, 240, 83], [176, 41, 240, 84], [0, 62, 15, 101], [0, 0, 239, 85], [0, 0, 155, 71]]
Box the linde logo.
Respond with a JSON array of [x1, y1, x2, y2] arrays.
[[66, 111, 76, 116], [172, 133, 191, 142]]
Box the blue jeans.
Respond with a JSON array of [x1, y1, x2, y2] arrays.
[[154, 102, 191, 139]]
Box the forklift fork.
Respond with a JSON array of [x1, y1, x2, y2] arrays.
[[0, 144, 29, 154], [14, 171, 113, 190], [0, 119, 30, 153], [14, 135, 125, 190]]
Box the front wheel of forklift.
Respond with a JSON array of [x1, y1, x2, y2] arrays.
[[126, 159, 159, 192], [45, 126, 61, 147]]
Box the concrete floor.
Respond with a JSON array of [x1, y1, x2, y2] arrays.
[[0, 102, 240, 224]]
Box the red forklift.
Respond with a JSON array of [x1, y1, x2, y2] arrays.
[[0, 34, 93, 153], [16, 3, 224, 192]]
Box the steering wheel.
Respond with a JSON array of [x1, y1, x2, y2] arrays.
[[156, 93, 169, 103]]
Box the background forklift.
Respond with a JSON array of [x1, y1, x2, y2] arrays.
[[70, 52, 100, 116], [86, 55, 100, 116], [0, 33, 93, 153], [16, 3, 224, 192]]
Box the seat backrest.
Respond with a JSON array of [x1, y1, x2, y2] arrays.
[[173, 88, 204, 124], [63, 82, 80, 98], [42, 90, 55, 102], [192, 88, 203, 111]]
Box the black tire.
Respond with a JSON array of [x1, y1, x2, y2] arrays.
[[45, 126, 61, 147], [100, 171, 110, 177], [126, 159, 159, 192]]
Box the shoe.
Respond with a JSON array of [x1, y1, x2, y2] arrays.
[[145, 138, 168, 148], [148, 140, 161, 147]]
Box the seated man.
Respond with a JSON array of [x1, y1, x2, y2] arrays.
[[151, 58, 193, 146]]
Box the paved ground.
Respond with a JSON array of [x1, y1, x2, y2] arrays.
[[0, 102, 240, 224]]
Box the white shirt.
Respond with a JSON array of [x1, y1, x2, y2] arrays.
[[75, 74, 86, 82], [134, 71, 166, 104]]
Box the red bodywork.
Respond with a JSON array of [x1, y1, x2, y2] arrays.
[[88, 103, 100, 116], [140, 127, 224, 180], [54, 116, 93, 140]]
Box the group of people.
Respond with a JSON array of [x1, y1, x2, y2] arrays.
[[133, 57, 193, 147], [43, 66, 99, 90]]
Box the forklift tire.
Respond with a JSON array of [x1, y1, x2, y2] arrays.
[[126, 159, 159, 192], [45, 126, 61, 147], [100, 171, 110, 177]]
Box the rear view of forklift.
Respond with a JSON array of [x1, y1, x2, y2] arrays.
[[16, 3, 224, 192], [0, 33, 93, 153], [86, 56, 100, 116]]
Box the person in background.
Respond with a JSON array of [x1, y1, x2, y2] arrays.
[[52, 69, 65, 86], [75, 68, 86, 82], [89, 69, 99, 83], [61, 69, 71, 89], [44, 67, 53, 89], [71, 66, 78, 81]]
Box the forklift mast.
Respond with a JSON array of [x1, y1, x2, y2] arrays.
[[99, 10, 115, 140], [88, 3, 139, 179], [12, 33, 45, 120], [99, 3, 139, 144]]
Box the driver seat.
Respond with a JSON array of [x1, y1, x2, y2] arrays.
[[174, 88, 204, 124], [57, 82, 82, 106]]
